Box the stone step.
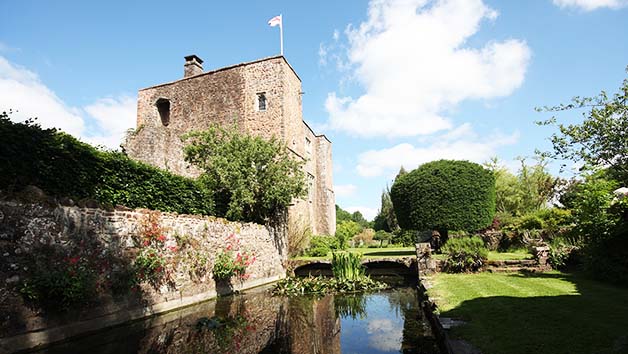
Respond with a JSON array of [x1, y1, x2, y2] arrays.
[[487, 260, 537, 267], [486, 267, 543, 273]]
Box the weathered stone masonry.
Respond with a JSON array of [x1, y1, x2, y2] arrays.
[[0, 200, 286, 351], [124, 55, 335, 236]]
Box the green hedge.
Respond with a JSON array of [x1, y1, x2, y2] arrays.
[[390, 160, 495, 232], [0, 112, 214, 215], [441, 236, 489, 273]]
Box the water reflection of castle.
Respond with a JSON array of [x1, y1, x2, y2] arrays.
[[49, 288, 438, 353]]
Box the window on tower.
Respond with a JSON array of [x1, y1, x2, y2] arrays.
[[257, 93, 267, 111], [156, 98, 171, 126]]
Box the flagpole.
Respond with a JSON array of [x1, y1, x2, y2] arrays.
[[280, 14, 284, 56]]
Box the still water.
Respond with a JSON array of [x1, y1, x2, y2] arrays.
[[32, 285, 439, 354]]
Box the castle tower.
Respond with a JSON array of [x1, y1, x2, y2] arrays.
[[124, 55, 335, 235]]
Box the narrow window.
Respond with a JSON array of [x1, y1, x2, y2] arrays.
[[308, 174, 315, 202], [156, 98, 170, 126], [305, 137, 312, 156], [257, 93, 267, 111]]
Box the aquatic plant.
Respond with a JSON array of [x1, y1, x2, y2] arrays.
[[331, 251, 365, 281], [272, 276, 386, 296]]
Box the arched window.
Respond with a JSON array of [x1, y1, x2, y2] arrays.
[[156, 98, 170, 126]]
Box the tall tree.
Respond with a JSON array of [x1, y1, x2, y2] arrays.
[[184, 125, 305, 223], [484, 157, 556, 216], [335, 204, 353, 225], [537, 66, 628, 182], [373, 185, 399, 232]]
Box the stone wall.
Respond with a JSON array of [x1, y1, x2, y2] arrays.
[[0, 200, 286, 351]]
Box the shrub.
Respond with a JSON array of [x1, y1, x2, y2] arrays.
[[548, 243, 573, 270], [517, 214, 544, 230], [535, 208, 573, 236], [305, 235, 337, 257], [353, 228, 375, 247], [494, 211, 518, 230], [392, 229, 418, 246], [373, 230, 393, 247], [441, 236, 489, 273], [20, 250, 97, 310], [582, 221, 628, 285], [390, 160, 495, 233], [0, 113, 214, 215], [335, 221, 362, 250]]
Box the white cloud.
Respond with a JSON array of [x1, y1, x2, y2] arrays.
[[356, 125, 519, 177], [553, 0, 628, 10], [367, 318, 401, 352], [0, 56, 136, 149], [345, 206, 379, 221], [334, 184, 358, 197], [0, 56, 85, 136], [84, 96, 136, 149], [324, 0, 530, 137]]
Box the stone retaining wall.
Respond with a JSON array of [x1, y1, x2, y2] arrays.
[[0, 200, 286, 352]]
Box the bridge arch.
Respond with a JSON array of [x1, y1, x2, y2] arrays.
[[362, 260, 416, 276], [293, 262, 333, 277]]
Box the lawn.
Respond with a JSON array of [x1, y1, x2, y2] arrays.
[[292, 248, 533, 261], [291, 246, 415, 260], [427, 271, 628, 354], [431, 250, 532, 261]]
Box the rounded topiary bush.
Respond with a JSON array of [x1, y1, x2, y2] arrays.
[[441, 236, 489, 273], [390, 160, 496, 233]]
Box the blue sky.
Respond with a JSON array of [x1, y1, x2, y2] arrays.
[[2, 0, 628, 220]]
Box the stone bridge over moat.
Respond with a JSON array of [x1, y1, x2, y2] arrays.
[[287, 256, 419, 277]]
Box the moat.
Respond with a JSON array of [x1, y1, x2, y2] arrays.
[[29, 282, 439, 354]]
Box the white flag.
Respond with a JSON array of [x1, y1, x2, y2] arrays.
[[268, 15, 282, 27]]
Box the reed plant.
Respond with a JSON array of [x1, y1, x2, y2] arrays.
[[331, 251, 365, 281]]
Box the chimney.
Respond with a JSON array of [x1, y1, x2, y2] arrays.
[[184, 55, 204, 78]]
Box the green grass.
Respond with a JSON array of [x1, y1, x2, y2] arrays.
[[293, 248, 532, 261], [432, 250, 532, 261], [427, 271, 628, 354], [291, 247, 415, 261]]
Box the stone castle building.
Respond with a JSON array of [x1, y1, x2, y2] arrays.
[[124, 55, 335, 235]]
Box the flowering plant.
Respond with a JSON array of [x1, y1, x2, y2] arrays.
[[133, 211, 178, 288], [213, 234, 256, 281]]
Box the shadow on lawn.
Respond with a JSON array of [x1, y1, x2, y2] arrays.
[[441, 271, 628, 354]]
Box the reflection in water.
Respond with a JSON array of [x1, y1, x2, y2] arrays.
[[31, 286, 438, 354]]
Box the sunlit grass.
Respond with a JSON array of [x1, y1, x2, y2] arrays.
[[427, 271, 628, 354], [432, 250, 532, 261], [291, 246, 415, 261]]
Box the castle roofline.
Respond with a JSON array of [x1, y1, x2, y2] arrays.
[[140, 55, 301, 91], [302, 120, 332, 144]]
